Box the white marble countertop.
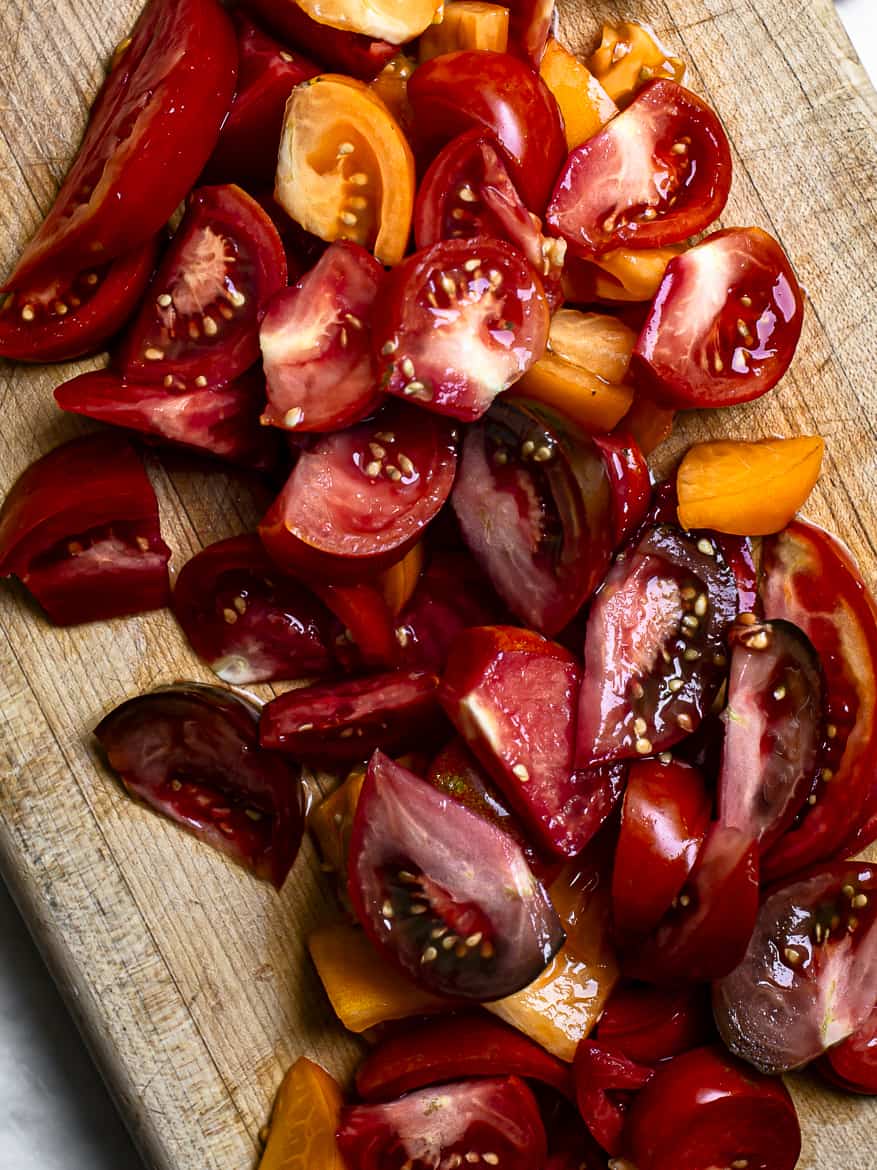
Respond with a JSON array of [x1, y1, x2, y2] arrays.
[[0, 6, 873, 1170]]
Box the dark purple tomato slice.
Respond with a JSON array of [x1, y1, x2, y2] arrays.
[[259, 403, 458, 582], [260, 671, 443, 764], [451, 397, 615, 635], [0, 433, 170, 626], [818, 1004, 877, 1095], [260, 240, 384, 432], [596, 982, 715, 1064], [714, 862, 877, 1074], [242, 0, 398, 80], [347, 751, 564, 1000], [118, 184, 287, 389], [0, 240, 157, 363], [171, 534, 335, 684], [373, 237, 551, 422], [54, 367, 277, 469], [573, 1039, 655, 1156], [337, 1077, 547, 1170], [576, 522, 737, 767], [95, 683, 304, 887], [718, 617, 824, 851]]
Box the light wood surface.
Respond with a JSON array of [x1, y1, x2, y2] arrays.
[[0, 1, 875, 1168]]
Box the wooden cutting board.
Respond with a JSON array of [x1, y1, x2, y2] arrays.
[[0, 1, 875, 1167]]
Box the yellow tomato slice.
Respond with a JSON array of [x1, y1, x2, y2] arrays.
[[621, 395, 676, 456], [419, 2, 510, 62], [377, 541, 425, 616], [297, 0, 442, 43], [589, 21, 688, 107], [309, 767, 367, 875], [276, 75, 415, 266], [369, 53, 416, 130], [539, 37, 617, 149], [258, 1058, 344, 1170], [593, 245, 684, 301]]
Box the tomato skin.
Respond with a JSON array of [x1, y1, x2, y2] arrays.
[[0, 433, 170, 626], [242, 0, 398, 78], [507, 0, 555, 67], [596, 982, 714, 1064], [311, 581, 398, 669], [592, 430, 652, 546], [0, 240, 157, 363], [573, 1040, 654, 1155], [4, 0, 238, 290], [407, 50, 567, 214], [818, 1004, 877, 1095]]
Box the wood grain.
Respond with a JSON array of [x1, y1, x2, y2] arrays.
[[0, 1, 875, 1168]]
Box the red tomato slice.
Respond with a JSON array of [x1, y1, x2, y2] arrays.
[[611, 758, 711, 939], [373, 237, 550, 422], [592, 430, 652, 546], [355, 1014, 572, 1101], [407, 50, 567, 214], [819, 1003, 877, 1095], [547, 80, 731, 257], [4, 0, 237, 290], [260, 240, 384, 432], [759, 520, 877, 880], [0, 434, 170, 626], [54, 368, 277, 469], [507, 0, 555, 67], [242, 0, 398, 78], [347, 752, 564, 1000], [632, 227, 805, 409], [573, 1040, 654, 1155], [596, 982, 715, 1064], [310, 580, 398, 669], [259, 404, 458, 582], [627, 1046, 801, 1170], [714, 862, 877, 1074], [118, 184, 287, 389], [95, 684, 303, 887], [0, 241, 157, 363], [337, 1077, 547, 1170]]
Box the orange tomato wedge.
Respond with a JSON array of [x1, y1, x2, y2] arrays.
[[592, 245, 684, 301], [621, 396, 676, 456], [677, 436, 826, 536], [539, 37, 618, 149], [376, 540, 425, 616], [419, 2, 510, 61], [589, 21, 687, 107], [276, 74, 415, 266], [309, 767, 367, 875], [258, 1057, 345, 1170], [296, 0, 442, 43], [369, 54, 416, 130]]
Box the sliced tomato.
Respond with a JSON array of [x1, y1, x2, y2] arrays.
[[632, 227, 805, 409], [716, 532, 759, 614], [547, 81, 731, 258], [627, 1046, 801, 1170], [611, 758, 711, 939], [4, 0, 237, 290], [573, 1040, 654, 1156], [819, 1004, 877, 1094], [507, 0, 555, 66], [347, 752, 564, 1000], [95, 684, 303, 887], [337, 1077, 547, 1170], [759, 521, 877, 880], [718, 617, 823, 851], [576, 522, 737, 767], [589, 21, 688, 109], [408, 50, 567, 214], [0, 434, 170, 626], [260, 241, 384, 432], [0, 240, 157, 363], [451, 398, 615, 632], [259, 404, 457, 581], [592, 430, 652, 546], [373, 238, 550, 422], [54, 368, 277, 468], [596, 982, 714, 1064], [117, 184, 286, 389], [260, 671, 443, 763], [714, 862, 877, 1074], [171, 534, 335, 684], [242, 0, 398, 79], [294, 0, 440, 41], [311, 580, 398, 669], [418, 3, 511, 62]]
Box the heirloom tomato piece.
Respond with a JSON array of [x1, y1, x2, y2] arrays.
[[419, 2, 510, 61], [276, 74, 415, 266], [259, 404, 457, 581], [348, 752, 564, 1000], [818, 1004, 877, 1095], [3, 0, 238, 290], [621, 396, 676, 456], [506, 0, 555, 68], [118, 185, 287, 389], [0, 434, 170, 626], [368, 53, 415, 129], [627, 1047, 801, 1170], [243, 0, 398, 79], [337, 1078, 547, 1170], [714, 863, 877, 1074], [260, 241, 384, 432], [293, 0, 440, 42], [592, 431, 651, 546], [408, 50, 567, 214], [0, 240, 157, 363], [376, 542, 424, 617], [374, 237, 550, 421], [547, 81, 731, 257], [95, 684, 304, 887], [312, 580, 397, 668], [589, 21, 687, 107], [632, 227, 805, 409], [596, 982, 714, 1064], [573, 1040, 654, 1156], [172, 534, 335, 684], [258, 1057, 345, 1170], [539, 37, 618, 149], [563, 246, 684, 306]]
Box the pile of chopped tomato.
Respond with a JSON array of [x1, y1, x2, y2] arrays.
[[1, 2, 874, 1168]]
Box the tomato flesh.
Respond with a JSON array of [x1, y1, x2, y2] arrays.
[[573, 1040, 654, 1155], [596, 982, 715, 1064], [242, 0, 398, 79], [819, 1003, 877, 1094]]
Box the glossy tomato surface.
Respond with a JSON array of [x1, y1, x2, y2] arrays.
[[632, 227, 804, 409], [573, 1040, 654, 1155], [311, 579, 398, 669], [592, 430, 652, 546], [242, 0, 398, 78], [819, 1003, 877, 1094], [347, 752, 564, 999], [507, 0, 555, 66], [4, 0, 237, 289], [596, 982, 714, 1064], [0, 433, 170, 625], [95, 684, 304, 887], [374, 237, 550, 422]]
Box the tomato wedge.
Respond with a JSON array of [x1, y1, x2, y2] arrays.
[[0, 434, 170, 626], [293, 0, 440, 41], [507, 0, 555, 67], [819, 1004, 877, 1095], [4, 0, 237, 290], [593, 430, 652, 546], [547, 80, 731, 257], [596, 982, 714, 1064], [311, 580, 398, 669], [573, 1040, 654, 1155], [243, 0, 398, 79]]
